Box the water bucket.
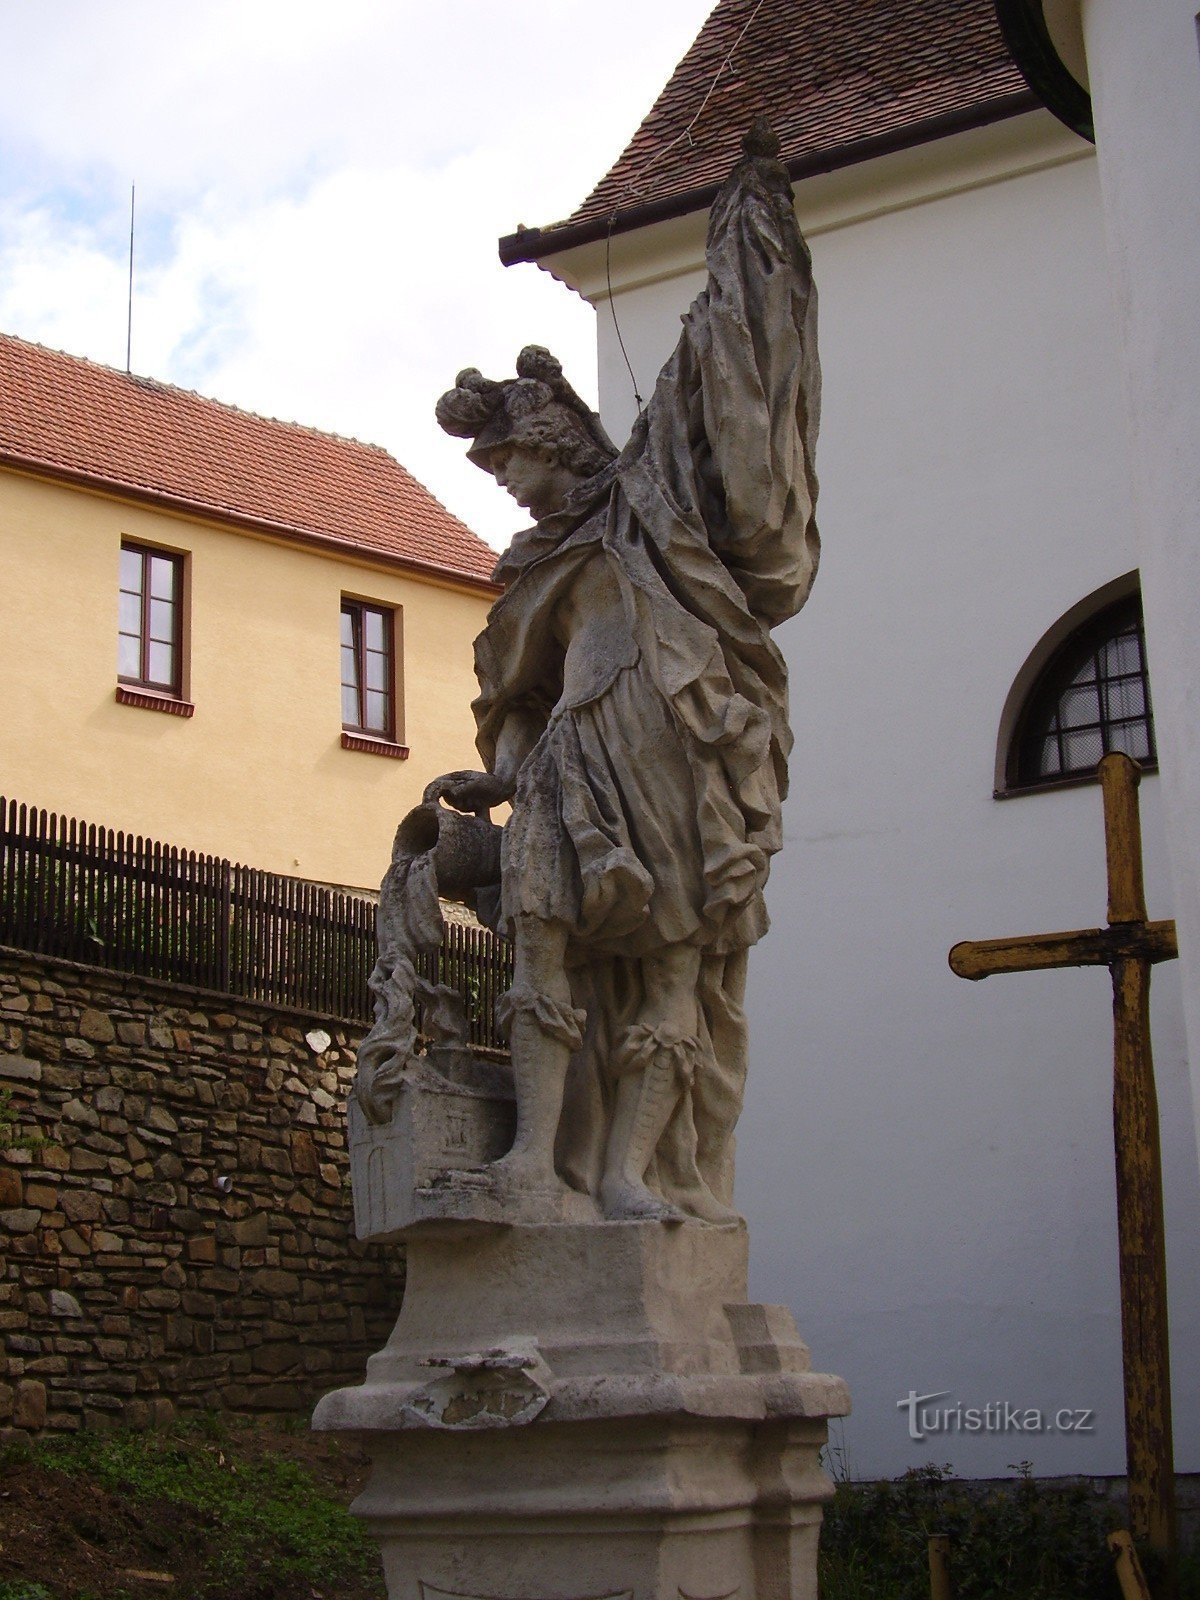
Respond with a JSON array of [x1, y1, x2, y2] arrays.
[[394, 801, 502, 899]]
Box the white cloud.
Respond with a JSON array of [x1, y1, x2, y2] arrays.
[[0, 0, 714, 544]]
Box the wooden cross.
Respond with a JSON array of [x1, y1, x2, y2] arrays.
[[950, 751, 1178, 1583]]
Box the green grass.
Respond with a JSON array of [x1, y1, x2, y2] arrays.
[[24, 1420, 375, 1595]]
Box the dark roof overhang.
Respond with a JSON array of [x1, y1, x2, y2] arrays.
[[500, 88, 1041, 268]]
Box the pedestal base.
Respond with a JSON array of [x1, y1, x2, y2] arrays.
[[360, 1413, 832, 1600], [315, 1222, 849, 1600]]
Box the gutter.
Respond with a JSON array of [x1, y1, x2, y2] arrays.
[[0, 449, 502, 597], [499, 89, 1041, 267], [993, 0, 1093, 142]]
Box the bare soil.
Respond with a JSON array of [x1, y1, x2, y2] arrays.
[[0, 1421, 386, 1600]]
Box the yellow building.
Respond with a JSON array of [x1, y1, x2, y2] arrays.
[[0, 333, 498, 891]]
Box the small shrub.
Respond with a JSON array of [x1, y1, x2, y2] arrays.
[[820, 1462, 1125, 1600]]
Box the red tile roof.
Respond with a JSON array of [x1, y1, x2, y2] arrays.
[[501, 0, 1035, 265], [0, 332, 498, 589]]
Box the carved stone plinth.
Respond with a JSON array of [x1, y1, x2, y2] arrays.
[[314, 1221, 849, 1600], [348, 1058, 515, 1240], [349, 1059, 599, 1237]]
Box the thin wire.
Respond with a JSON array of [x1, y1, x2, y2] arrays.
[[618, 0, 768, 208], [607, 214, 645, 415], [126, 183, 135, 374], [602, 0, 768, 414]]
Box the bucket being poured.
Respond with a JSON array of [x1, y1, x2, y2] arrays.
[[394, 800, 502, 900]]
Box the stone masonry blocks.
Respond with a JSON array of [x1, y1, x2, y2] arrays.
[[0, 946, 401, 1433]]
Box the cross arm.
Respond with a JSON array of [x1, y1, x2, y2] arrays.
[[949, 920, 1178, 981]]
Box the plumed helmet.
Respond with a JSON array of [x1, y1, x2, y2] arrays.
[[436, 346, 618, 476]]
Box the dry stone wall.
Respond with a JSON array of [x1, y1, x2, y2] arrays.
[[0, 946, 401, 1434]]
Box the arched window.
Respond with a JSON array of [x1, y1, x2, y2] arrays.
[[998, 579, 1157, 796]]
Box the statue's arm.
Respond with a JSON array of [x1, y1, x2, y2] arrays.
[[489, 706, 543, 789], [428, 701, 543, 814]]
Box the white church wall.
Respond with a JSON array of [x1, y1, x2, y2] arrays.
[[550, 119, 1200, 1479], [1081, 0, 1200, 1166]]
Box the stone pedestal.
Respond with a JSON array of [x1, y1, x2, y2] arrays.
[[314, 1220, 849, 1599]]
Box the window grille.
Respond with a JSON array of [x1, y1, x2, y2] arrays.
[[1009, 595, 1156, 791]]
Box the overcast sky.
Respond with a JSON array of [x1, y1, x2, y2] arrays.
[[0, 0, 713, 547]]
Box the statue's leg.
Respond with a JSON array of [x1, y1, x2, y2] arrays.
[[600, 944, 701, 1222], [655, 950, 747, 1225], [492, 916, 582, 1191], [692, 949, 749, 1202]]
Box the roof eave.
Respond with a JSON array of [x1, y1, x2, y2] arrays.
[[499, 88, 1042, 267], [0, 449, 502, 596]]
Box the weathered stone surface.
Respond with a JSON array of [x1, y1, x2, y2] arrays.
[[60, 1190, 102, 1223], [0, 1055, 41, 1083], [61, 1098, 99, 1128], [80, 1009, 116, 1044], [359, 131, 819, 1242], [321, 131, 846, 1600], [233, 1213, 269, 1247], [289, 1131, 320, 1176], [252, 1343, 300, 1375], [254, 1270, 301, 1296], [0, 944, 395, 1435], [1, 1209, 40, 1234], [13, 1379, 47, 1429], [318, 1223, 847, 1600]]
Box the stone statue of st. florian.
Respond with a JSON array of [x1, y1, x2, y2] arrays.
[[356, 119, 820, 1230], [321, 123, 846, 1600]]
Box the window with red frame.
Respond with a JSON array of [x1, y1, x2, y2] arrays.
[[341, 600, 396, 738], [119, 543, 184, 694]]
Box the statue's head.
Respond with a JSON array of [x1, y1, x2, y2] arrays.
[[436, 346, 617, 521]]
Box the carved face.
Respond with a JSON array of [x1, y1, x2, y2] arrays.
[[486, 444, 582, 522]]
